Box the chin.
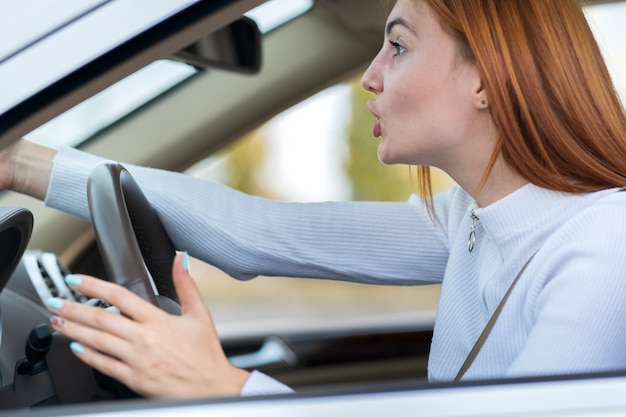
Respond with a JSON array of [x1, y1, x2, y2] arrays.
[[377, 146, 404, 166], [377, 149, 393, 165]]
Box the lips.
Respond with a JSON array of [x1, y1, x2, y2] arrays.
[[367, 100, 382, 138], [372, 118, 381, 138]]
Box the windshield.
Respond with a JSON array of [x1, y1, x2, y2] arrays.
[[0, 0, 200, 117], [23, 0, 313, 149], [25, 60, 197, 148]]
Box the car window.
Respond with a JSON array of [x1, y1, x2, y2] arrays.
[[186, 2, 626, 332], [0, 0, 200, 117], [25, 60, 197, 148], [185, 77, 444, 332], [0, 0, 107, 62], [585, 2, 626, 103]]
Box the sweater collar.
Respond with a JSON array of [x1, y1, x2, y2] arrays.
[[470, 184, 613, 259]]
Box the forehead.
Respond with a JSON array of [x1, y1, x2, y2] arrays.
[[386, 0, 434, 34]]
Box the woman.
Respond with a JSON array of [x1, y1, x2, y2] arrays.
[[2, 0, 626, 398]]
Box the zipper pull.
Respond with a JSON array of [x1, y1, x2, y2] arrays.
[[468, 209, 479, 252]]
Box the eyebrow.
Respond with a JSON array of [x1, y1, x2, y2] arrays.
[[386, 17, 414, 36]]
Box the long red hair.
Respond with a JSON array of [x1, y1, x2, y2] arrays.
[[417, 0, 626, 199]]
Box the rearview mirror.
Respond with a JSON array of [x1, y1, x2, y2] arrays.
[[171, 17, 262, 74]]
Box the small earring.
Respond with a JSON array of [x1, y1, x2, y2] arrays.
[[481, 100, 487, 106]]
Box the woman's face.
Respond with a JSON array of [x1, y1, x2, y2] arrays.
[[361, 0, 490, 172]]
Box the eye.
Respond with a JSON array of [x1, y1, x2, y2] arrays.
[[389, 41, 406, 57]]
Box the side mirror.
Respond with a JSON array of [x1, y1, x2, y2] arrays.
[[171, 17, 262, 74]]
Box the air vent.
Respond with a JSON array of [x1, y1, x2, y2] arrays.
[[23, 251, 87, 304]]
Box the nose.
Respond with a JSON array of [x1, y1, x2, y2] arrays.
[[361, 51, 383, 94]]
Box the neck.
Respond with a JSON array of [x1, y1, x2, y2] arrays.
[[454, 157, 529, 207]]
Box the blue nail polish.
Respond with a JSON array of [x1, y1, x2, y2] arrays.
[[182, 251, 190, 272], [70, 342, 85, 354], [65, 274, 82, 287], [46, 298, 64, 310]]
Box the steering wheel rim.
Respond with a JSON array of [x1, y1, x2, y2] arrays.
[[0, 207, 33, 294], [87, 162, 179, 307]]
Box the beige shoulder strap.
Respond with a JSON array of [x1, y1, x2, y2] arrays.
[[455, 253, 537, 381]]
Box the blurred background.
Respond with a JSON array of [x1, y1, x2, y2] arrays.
[[184, 75, 451, 333]]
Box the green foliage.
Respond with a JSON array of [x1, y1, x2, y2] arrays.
[[224, 129, 278, 199]]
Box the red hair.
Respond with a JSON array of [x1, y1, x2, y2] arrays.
[[417, 0, 626, 199]]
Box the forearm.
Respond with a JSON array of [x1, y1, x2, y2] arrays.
[[1, 139, 57, 200]]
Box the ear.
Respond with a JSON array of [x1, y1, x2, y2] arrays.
[[474, 79, 489, 109]]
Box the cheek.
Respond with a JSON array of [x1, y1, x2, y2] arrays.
[[376, 93, 425, 164], [377, 66, 456, 164], [387, 65, 438, 123], [377, 124, 425, 166]]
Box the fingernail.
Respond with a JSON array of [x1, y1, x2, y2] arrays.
[[50, 315, 66, 328], [46, 298, 64, 310], [182, 251, 190, 272], [70, 342, 85, 354], [65, 274, 82, 287]]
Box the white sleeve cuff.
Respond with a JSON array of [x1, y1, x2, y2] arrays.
[[241, 370, 294, 396]]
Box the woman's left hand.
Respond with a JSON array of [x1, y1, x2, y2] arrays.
[[46, 252, 250, 399]]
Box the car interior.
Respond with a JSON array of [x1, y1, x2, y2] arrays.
[[0, 0, 437, 410], [0, 0, 625, 414]]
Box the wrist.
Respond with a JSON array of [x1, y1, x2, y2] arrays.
[[11, 139, 57, 200], [0, 140, 19, 192], [219, 365, 251, 397]]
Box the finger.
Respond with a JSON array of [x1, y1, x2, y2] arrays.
[[174, 252, 210, 317], [46, 298, 139, 343], [49, 314, 135, 364], [64, 274, 166, 323], [64, 341, 141, 394]]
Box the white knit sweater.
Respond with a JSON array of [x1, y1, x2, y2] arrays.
[[46, 147, 626, 394]]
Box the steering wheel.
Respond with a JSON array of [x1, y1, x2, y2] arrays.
[[0, 162, 182, 409], [87, 162, 180, 313], [0, 207, 33, 294]]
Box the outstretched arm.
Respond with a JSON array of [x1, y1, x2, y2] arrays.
[[4, 141, 452, 285], [46, 146, 453, 285]]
